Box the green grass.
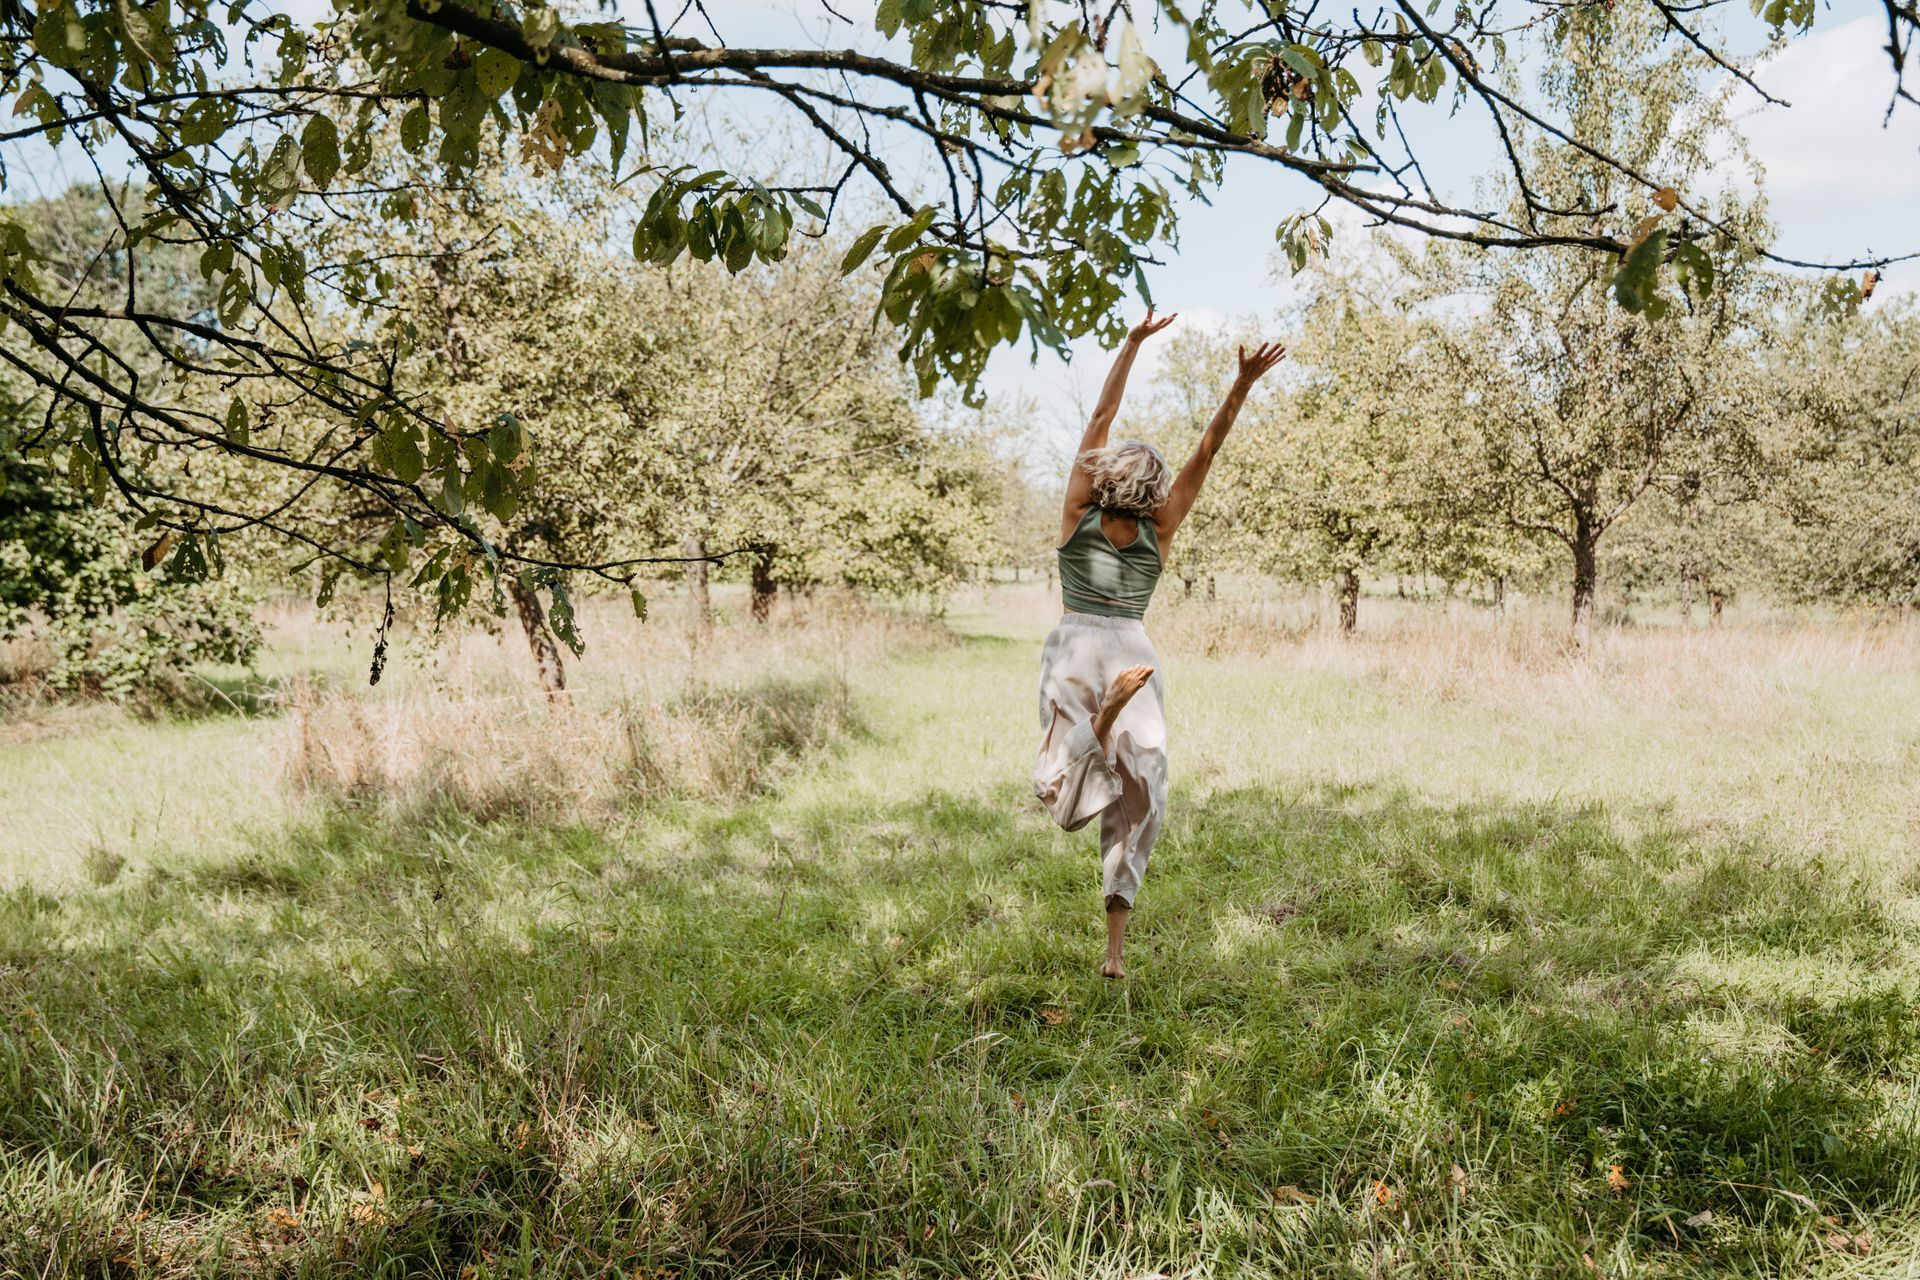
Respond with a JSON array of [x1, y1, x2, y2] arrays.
[[5, 594, 1920, 1277]]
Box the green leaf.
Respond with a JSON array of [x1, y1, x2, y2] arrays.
[[841, 224, 888, 274], [400, 104, 430, 154], [629, 588, 648, 621], [474, 46, 522, 97], [178, 97, 236, 146], [1611, 227, 1670, 315], [884, 206, 939, 253], [487, 412, 523, 463], [377, 419, 425, 483], [32, 2, 90, 70], [223, 396, 250, 446], [300, 113, 339, 189]]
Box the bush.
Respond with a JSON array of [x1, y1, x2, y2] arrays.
[[0, 437, 260, 706]]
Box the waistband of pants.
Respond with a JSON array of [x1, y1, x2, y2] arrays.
[[1057, 610, 1149, 634]]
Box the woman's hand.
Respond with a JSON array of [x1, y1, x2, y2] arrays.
[[1128, 310, 1178, 345], [1236, 340, 1287, 386]]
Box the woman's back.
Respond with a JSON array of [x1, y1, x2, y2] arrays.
[[1057, 505, 1162, 620]]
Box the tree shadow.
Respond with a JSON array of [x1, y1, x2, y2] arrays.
[[3, 780, 1916, 1276]]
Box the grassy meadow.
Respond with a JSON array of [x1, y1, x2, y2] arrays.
[[4, 584, 1920, 1277]]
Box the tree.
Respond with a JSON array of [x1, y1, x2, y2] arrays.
[[3, 0, 1908, 654], [308, 151, 1004, 685], [0, 191, 259, 704], [1765, 293, 1920, 609], [1404, 4, 1780, 648]]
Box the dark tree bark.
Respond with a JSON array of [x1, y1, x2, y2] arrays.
[[507, 575, 567, 700], [1571, 524, 1599, 651], [1337, 568, 1360, 635], [750, 545, 777, 623], [1680, 560, 1695, 625], [1708, 585, 1726, 624], [1206, 574, 1216, 602], [1493, 575, 1507, 613]]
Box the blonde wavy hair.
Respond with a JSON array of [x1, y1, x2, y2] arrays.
[[1077, 441, 1172, 517]]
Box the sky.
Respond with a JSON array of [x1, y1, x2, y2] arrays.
[[10, 0, 1917, 460], [682, 0, 1920, 453]]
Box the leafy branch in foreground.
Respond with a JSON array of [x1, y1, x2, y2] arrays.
[[2, 0, 1914, 655]]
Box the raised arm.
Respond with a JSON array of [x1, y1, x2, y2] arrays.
[[1061, 311, 1177, 536], [1155, 340, 1287, 548]]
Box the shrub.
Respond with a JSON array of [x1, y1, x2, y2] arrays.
[[0, 438, 260, 707]]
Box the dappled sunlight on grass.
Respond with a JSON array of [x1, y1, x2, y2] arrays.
[[5, 590, 1920, 1274]]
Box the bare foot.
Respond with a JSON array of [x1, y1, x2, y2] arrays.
[[1092, 664, 1154, 751], [1101, 958, 1125, 979]]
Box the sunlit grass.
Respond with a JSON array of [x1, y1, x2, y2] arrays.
[[3, 585, 1919, 1276]]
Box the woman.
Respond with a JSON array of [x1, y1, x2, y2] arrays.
[[1032, 310, 1287, 978]]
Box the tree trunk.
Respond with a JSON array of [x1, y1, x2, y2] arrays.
[[1180, 572, 1195, 599], [1206, 574, 1216, 602], [1337, 568, 1360, 635], [1679, 560, 1694, 626], [684, 535, 712, 637], [507, 576, 567, 700], [1571, 530, 1599, 651], [1493, 575, 1507, 614], [750, 545, 777, 623], [1708, 586, 1726, 625]]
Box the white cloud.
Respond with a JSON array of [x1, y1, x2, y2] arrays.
[[1734, 16, 1920, 268]]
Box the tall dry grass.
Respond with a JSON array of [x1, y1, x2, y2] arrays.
[[278, 587, 948, 819], [1125, 584, 1920, 709]]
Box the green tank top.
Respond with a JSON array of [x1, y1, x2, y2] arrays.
[[1057, 505, 1163, 619]]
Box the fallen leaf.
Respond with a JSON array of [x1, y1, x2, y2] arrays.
[[1582, 1252, 1606, 1278], [267, 1207, 300, 1228], [1271, 1185, 1316, 1204], [1606, 1164, 1631, 1192], [347, 1203, 392, 1226], [1373, 1179, 1395, 1208], [1553, 1096, 1578, 1118], [1450, 1163, 1469, 1195], [1683, 1210, 1713, 1228], [1038, 1006, 1067, 1026], [1826, 1231, 1871, 1256]]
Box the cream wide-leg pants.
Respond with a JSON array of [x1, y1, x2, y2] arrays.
[[1032, 612, 1168, 908]]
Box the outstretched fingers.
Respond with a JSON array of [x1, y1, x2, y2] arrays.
[[1237, 339, 1289, 382], [1132, 310, 1179, 341]]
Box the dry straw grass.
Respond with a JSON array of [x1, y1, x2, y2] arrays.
[[1137, 586, 1920, 708], [278, 587, 948, 819]]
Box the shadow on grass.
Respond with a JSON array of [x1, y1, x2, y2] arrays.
[[2, 781, 1917, 1277]]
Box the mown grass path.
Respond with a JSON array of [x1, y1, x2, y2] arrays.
[[4, 600, 1920, 1277]]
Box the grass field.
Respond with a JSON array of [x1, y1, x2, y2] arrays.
[[4, 586, 1920, 1277]]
